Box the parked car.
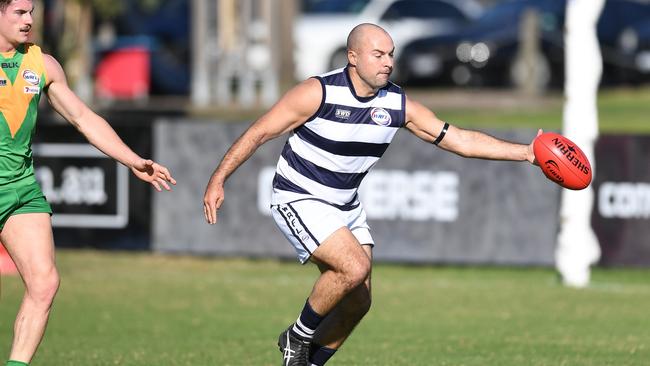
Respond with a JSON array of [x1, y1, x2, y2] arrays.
[[396, 0, 650, 88], [294, 0, 483, 82]]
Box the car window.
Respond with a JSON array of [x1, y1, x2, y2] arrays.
[[302, 0, 370, 14], [381, 0, 468, 21]]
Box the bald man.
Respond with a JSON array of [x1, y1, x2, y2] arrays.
[[204, 23, 539, 366]]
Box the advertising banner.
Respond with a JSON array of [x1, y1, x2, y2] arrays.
[[592, 135, 650, 266], [32, 122, 153, 249]]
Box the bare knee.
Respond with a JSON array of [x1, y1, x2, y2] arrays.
[[341, 257, 371, 291], [25, 267, 60, 308]]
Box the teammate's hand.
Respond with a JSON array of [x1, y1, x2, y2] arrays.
[[203, 175, 225, 224], [130, 159, 176, 191]]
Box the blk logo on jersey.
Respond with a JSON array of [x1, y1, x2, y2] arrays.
[[1, 62, 19, 69], [0, 79, 6, 86], [370, 107, 391, 126], [22, 69, 40, 86]]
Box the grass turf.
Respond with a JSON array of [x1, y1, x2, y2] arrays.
[[1, 250, 648, 365]]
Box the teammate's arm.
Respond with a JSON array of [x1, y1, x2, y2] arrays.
[[203, 77, 323, 224], [404, 96, 537, 163], [43, 54, 176, 191]]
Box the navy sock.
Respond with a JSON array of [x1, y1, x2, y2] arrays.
[[290, 299, 324, 340], [309, 344, 337, 365]]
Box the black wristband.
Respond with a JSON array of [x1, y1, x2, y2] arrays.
[[432, 122, 449, 146]]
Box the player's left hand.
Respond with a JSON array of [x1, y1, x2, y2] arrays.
[[528, 129, 543, 165], [130, 159, 177, 191]]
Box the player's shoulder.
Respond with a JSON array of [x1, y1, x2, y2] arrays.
[[35, 48, 63, 70], [39, 52, 66, 85], [289, 77, 323, 99]]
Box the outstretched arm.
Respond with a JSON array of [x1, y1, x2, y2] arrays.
[[43, 54, 176, 191], [203, 77, 322, 224], [404, 96, 538, 163]]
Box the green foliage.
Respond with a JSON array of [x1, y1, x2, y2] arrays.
[[1, 250, 648, 365]]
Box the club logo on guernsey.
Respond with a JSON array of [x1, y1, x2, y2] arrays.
[[22, 69, 40, 86], [370, 107, 391, 126]]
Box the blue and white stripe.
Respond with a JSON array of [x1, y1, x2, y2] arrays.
[[272, 67, 406, 207]]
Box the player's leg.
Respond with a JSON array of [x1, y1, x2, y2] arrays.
[[1, 213, 59, 364], [278, 227, 370, 366], [309, 244, 372, 365], [272, 201, 371, 366], [308, 228, 371, 315]]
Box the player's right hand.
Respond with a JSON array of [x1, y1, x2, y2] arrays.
[[203, 176, 225, 224], [131, 158, 177, 191]]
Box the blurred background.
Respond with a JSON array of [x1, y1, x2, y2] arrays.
[[3, 0, 650, 271], [32, 0, 650, 99]]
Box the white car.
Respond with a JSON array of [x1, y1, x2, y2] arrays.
[[294, 0, 483, 82]]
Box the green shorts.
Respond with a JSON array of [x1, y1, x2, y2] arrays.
[[0, 182, 52, 230]]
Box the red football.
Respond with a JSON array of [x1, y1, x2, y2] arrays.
[[533, 132, 592, 190]]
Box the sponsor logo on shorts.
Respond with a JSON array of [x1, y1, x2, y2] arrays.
[[280, 205, 313, 246], [370, 107, 391, 126]]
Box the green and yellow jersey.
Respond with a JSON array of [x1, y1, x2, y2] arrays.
[[0, 43, 47, 188]]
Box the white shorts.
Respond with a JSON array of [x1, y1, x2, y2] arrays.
[[271, 199, 374, 264]]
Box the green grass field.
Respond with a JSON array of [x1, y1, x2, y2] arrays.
[[1, 250, 649, 366]]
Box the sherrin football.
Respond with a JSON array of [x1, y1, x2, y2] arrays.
[[533, 132, 592, 190]]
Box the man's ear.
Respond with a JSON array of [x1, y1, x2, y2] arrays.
[[347, 50, 357, 67]]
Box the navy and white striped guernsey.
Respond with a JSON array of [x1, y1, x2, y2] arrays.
[[271, 67, 406, 209]]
